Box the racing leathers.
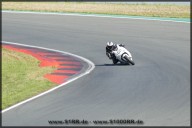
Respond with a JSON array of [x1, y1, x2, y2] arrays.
[[106, 44, 125, 64]]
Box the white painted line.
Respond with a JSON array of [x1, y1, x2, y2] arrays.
[[1, 41, 95, 113], [2, 10, 190, 23]]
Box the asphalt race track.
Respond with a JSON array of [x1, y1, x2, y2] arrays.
[[2, 12, 190, 126]]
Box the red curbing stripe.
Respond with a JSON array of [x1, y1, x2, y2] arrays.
[[2, 44, 84, 84], [57, 65, 81, 69], [44, 74, 68, 84], [53, 70, 78, 74]]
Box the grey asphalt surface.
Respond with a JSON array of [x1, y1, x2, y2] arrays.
[[2, 12, 190, 126]]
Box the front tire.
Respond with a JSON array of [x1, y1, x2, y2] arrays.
[[124, 55, 135, 65]]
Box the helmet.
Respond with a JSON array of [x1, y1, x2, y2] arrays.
[[107, 42, 114, 50]]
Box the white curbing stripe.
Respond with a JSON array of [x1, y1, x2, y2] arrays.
[[2, 10, 190, 23], [1, 41, 95, 113]]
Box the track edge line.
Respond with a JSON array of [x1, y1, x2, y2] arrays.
[[2, 10, 190, 23], [1, 41, 95, 113]]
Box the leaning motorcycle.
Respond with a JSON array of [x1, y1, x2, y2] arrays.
[[111, 45, 135, 65]]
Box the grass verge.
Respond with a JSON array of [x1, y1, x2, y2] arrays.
[[2, 2, 190, 18], [2, 48, 56, 110]]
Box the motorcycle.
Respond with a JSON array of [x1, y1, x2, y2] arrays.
[[110, 45, 135, 65]]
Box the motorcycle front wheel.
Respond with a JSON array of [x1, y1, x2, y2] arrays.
[[124, 55, 135, 65]]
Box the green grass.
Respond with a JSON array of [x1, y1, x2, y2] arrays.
[[2, 48, 56, 110], [2, 2, 190, 18]]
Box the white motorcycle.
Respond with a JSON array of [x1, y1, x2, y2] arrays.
[[111, 45, 135, 65]]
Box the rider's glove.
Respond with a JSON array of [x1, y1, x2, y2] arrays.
[[106, 52, 112, 59]]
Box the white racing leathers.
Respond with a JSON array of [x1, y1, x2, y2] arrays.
[[112, 45, 135, 65]]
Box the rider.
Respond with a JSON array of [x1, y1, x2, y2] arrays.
[[106, 41, 125, 64]]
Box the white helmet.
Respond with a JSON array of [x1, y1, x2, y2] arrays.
[[107, 41, 114, 47], [107, 42, 115, 50]]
